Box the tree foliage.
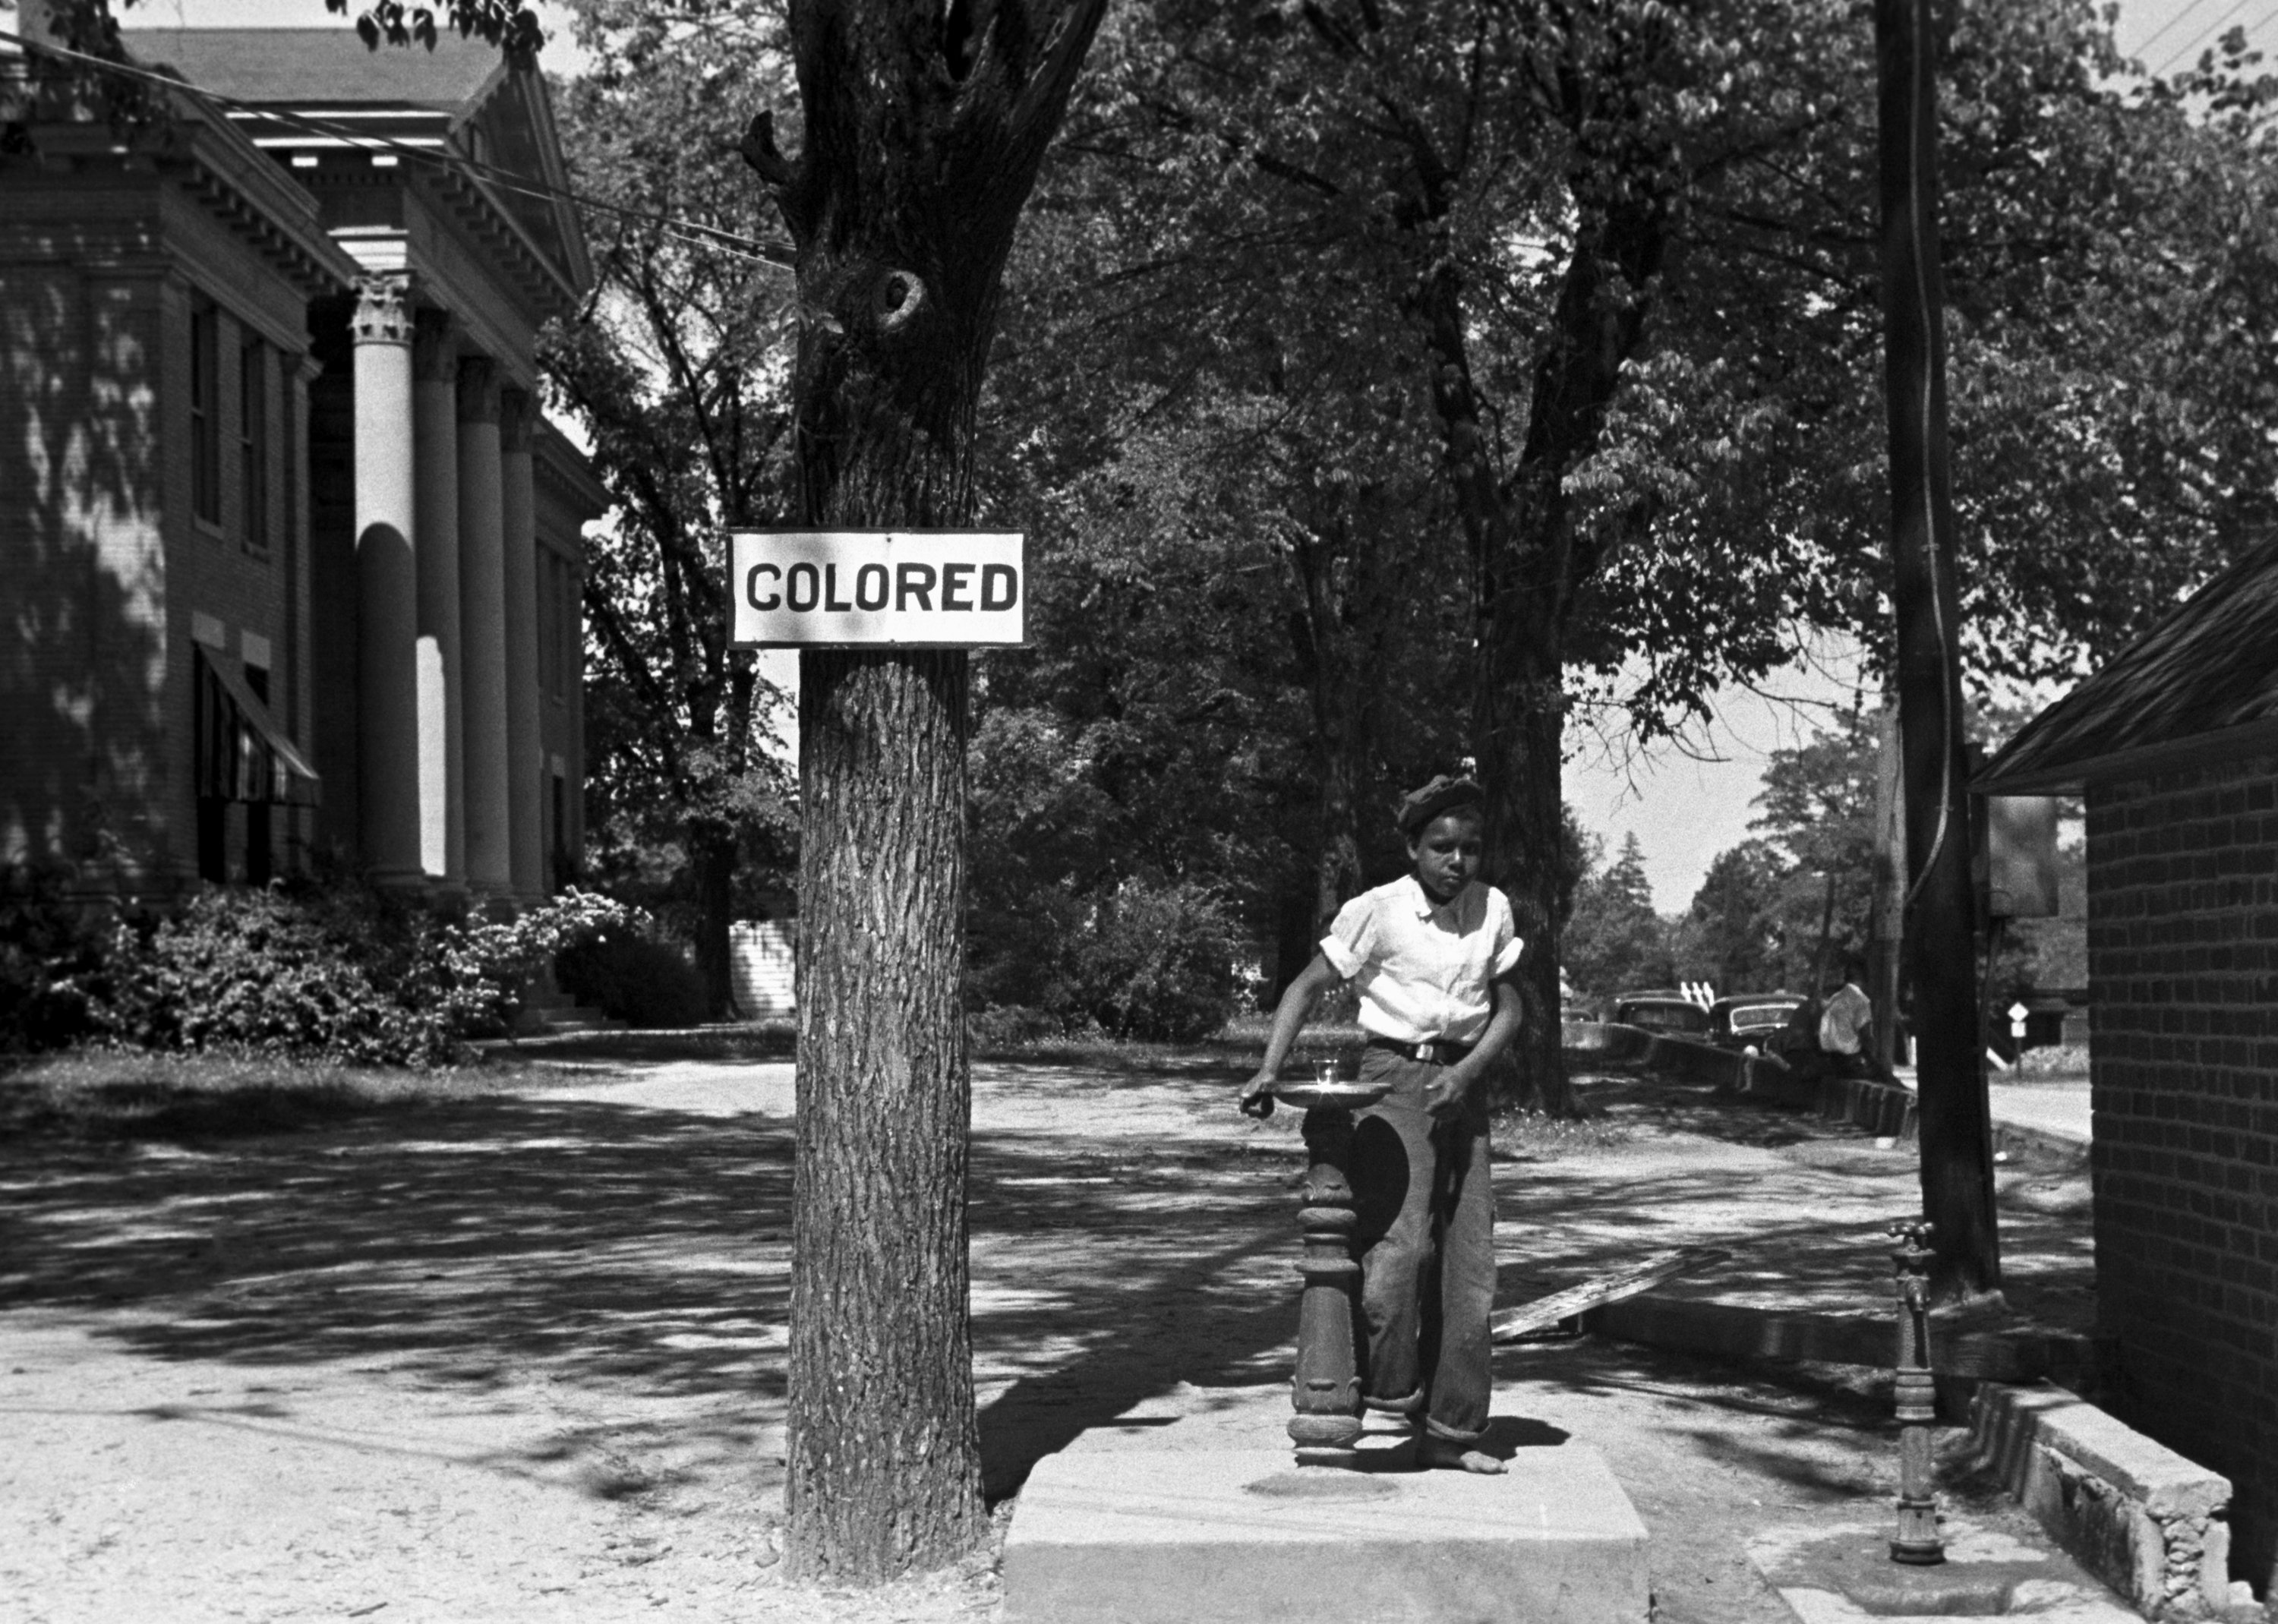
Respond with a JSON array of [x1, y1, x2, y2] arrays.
[[542, 0, 800, 1012], [1563, 831, 1674, 998]]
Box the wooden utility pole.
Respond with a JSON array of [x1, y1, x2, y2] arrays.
[[1874, 0, 1999, 1296], [1869, 705, 1905, 1072]]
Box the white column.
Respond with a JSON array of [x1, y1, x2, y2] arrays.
[[499, 386, 544, 901], [456, 356, 513, 900], [412, 310, 465, 896], [351, 273, 422, 891]]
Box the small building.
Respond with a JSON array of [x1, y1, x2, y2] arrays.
[[1980, 536, 2278, 1595], [1, 19, 607, 902]]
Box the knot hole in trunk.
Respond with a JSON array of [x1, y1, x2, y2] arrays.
[[874, 270, 925, 333]]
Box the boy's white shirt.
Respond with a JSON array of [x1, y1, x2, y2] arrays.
[[1819, 982, 1872, 1055], [1320, 875, 1523, 1046]]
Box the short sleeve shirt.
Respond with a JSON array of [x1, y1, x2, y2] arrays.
[[1819, 983, 1873, 1055], [1319, 875, 1523, 1045]]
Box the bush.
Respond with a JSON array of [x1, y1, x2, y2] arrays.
[[93, 889, 456, 1066], [0, 869, 103, 1053], [83, 884, 653, 1066], [555, 929, 708, 1027], [1063, 878, 1240, 1043], [967, 1002, 1093, 1050]]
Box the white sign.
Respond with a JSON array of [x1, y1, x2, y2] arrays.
[[729, 530, 1024, 648]]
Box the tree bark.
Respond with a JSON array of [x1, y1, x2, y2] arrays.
[[1414, 191, 1667, 1115], [790, 647, 979, 1578], [1876, 0, 1999, 1298], [1287, 515, 1372, 938], [752, 0, 1108, 1581], [689, 817, 740, 1019]]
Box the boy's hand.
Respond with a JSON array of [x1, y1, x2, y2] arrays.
[[1424, 1065, 1475, 1119], [1238, 1071, 1277, 1118]]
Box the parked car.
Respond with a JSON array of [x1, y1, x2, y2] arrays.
[[1706, 992, 1806, 1053], [1607, 991, 1712, 1037]]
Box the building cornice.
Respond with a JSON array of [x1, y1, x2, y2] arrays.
[[17, 100, 361, 298], [534, 420, 611, 527]]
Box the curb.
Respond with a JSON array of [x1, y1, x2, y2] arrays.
[[1970, 1383, 2251, 1621], [1589, 1294, 2103, 1395], [1992, 1117, 2091, 1167]]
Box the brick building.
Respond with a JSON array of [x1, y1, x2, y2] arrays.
[[1, 20, 607, 902], [1980, 537, 2278, 1596]]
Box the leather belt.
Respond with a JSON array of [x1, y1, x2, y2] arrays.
[[1367, 1035, 1473, 1067]]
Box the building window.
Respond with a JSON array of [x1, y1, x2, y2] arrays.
[[240, 339, 269, 553], [190, 302, 221, 527]]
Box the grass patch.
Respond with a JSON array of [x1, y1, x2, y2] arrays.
[[973, 1018, 1368, 1076], [0, 1047, 506, 1145], [495, 1023, 798, 1064], [1491, 1105, 1633, 1156]]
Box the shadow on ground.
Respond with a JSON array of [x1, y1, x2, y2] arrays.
[[0, 1058, 2092, 1534]]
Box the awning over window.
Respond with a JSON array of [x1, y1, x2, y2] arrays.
[[194, 647, 320, 807]]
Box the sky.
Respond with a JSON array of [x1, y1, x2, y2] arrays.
[[79, 0, 2252, 907]]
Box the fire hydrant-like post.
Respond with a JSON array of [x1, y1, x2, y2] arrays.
[[1888, 1218, 1946, 1565], [1288, 1105, 1364, 1466]]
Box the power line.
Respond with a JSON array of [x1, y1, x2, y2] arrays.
[[2153, 0, 2259, 75], [2134, 0, 2221, 58], [0, 25, 796, 270]]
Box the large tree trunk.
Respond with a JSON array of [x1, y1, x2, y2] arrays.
[[1476, 616, 1572, 1114], [1413, 180, 1667, 1114], [1287, 520, 1369, 938], [689, 818, 740, 1018], [790, 648, 978, 1576], [1876, 0, 1999, 1299], [749, 0, 1107, 1581]]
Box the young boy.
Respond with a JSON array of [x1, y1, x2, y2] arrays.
[[1239, 774, 1524, 1473]]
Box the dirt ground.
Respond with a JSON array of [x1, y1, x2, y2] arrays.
[[0, 1039, 2100, 1623]]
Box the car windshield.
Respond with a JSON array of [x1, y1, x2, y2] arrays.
[[1730, 1006, 1794, 1030], [1624, 1002, 1707, 1033]]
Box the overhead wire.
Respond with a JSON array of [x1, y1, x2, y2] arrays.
[[2133, 0, 2220, 58], [0, 24, 797, 270], [2152, 0, 2260, 74]]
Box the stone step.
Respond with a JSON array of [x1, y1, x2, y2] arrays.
[[1002, 1443, 1650, 1624]]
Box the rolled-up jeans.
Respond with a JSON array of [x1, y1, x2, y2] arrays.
[[1348, 1044, 1495, 1443]]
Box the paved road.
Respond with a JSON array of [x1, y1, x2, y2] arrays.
[[1987, 1078, 2091, 1145], [1893, 1067, 2091, 1144]]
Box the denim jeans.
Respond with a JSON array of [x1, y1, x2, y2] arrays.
[[1349, 1044, 1496, 1442]]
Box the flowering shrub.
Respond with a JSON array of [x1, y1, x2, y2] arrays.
[[399, 888, 646, 1036], [89, 885, 653, 1066], [93, 890, 453, 1065]]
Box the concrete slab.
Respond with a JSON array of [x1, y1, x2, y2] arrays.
[[1749, 1519, 2144, 1622], [1002, 1443, 1651, 1624]]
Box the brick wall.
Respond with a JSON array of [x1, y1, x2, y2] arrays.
[[2087, 755, 2278, 1593], [2, 162, 322, 892]]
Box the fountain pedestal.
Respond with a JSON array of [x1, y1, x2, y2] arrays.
[[1270, 1074, 1390, 1468], [1288, 1106, 1363, 1465]]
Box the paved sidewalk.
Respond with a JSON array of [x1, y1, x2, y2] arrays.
[[1, 1045, 2119, 1624], [1986, 1077, 2090, 1146]]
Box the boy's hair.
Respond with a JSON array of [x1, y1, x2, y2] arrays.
[[1396, 774, 1485, 836]]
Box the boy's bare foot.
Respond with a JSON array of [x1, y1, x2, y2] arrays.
[[1415, 1435, 1505, 1474]]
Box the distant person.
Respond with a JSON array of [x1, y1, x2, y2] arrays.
[[1817, 952, 1896, 1084], [1239, 774, 1524, 1474]]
